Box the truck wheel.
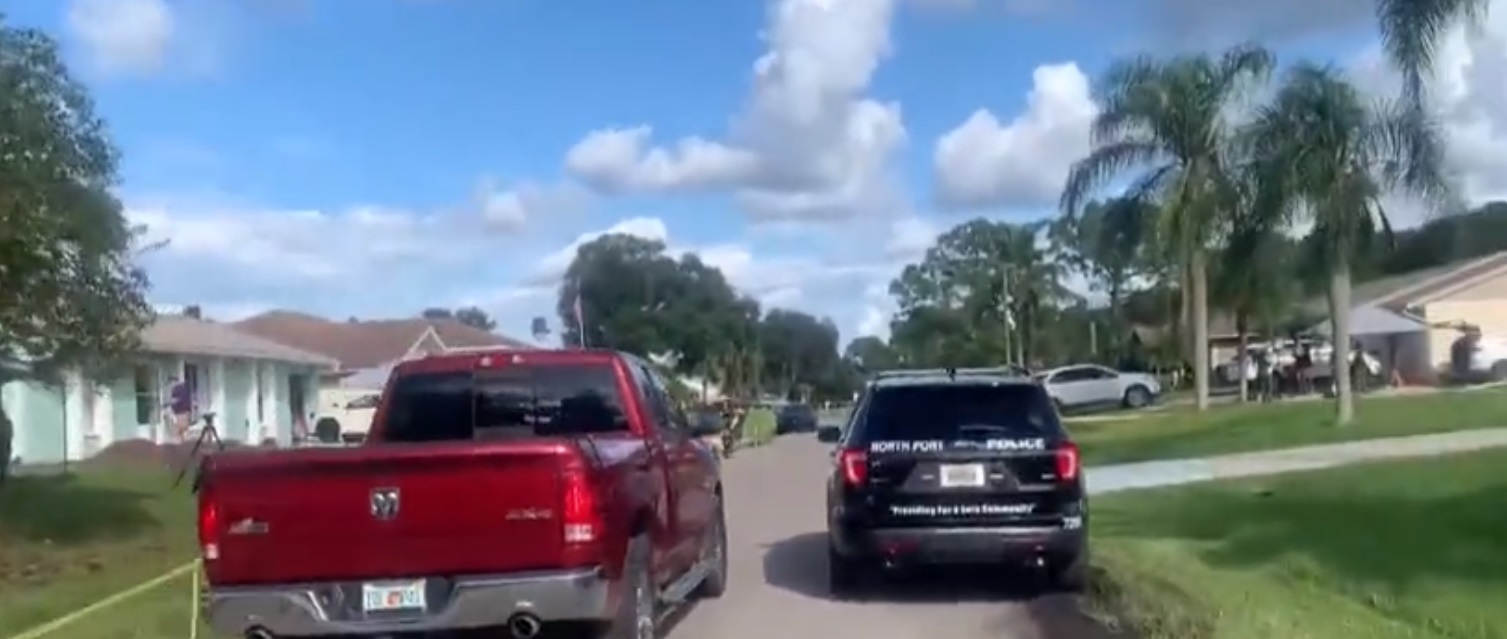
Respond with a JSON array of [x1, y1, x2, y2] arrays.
[[693, 499, 728, 599], [608, 535, 657, 639], [313, 417, 341, 443], [827, 544, 868, 600]]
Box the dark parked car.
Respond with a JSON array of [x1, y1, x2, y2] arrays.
[[819, 367, 1087, 596], [776, 403, 819, 434]]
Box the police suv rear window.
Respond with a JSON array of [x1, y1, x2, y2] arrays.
[[860, 383, 1056, 441]]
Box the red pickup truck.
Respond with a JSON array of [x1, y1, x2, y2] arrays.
[[196, 349, 728, 639]]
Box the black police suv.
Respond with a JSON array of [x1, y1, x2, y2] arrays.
[[819, 368, 1087, 595]]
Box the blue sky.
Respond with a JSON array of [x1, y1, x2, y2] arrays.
[[11, 0, 1498, 347]]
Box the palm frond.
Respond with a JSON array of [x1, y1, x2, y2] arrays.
[[1059, 140, 1162, 215], [1376, 0, 1487, 109], [1365, 96, 1456, 214]]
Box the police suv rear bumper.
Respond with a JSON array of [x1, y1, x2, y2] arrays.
[[830, 522, 1085, 566]]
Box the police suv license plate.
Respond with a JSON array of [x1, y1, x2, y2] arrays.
[[940, 463, 986, 487], [361, 580, 426, 612]]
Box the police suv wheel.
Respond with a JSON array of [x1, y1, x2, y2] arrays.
[[827, 546, 865, 598], [1050, 551, 1089, 593]]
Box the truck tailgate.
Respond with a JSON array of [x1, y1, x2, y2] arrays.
[[203, 441, 578, 585]]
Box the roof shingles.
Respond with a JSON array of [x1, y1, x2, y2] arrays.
[[142, 316, 337, 367], [232, 311, 530, 370]]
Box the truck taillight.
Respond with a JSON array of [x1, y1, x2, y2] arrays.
[[197, 491, 220, 561], [837, 448, 868, 486], [1056, 443, 1080, 482], [560, 458, 599, 544]]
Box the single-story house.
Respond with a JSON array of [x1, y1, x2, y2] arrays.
[[1306, 251, 1507, 382], [232, 312, 533, 432], [1, 315, 337, 466], [234, 311, 532, 389]]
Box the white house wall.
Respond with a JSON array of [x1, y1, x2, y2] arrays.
[[9, 356, 324, 465]]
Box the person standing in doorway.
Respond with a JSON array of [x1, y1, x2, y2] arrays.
[[163, 375, 193, 442]]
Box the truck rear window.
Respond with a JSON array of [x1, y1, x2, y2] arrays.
[[858, 383, 1057, 441], [379, 364, 628, 443]]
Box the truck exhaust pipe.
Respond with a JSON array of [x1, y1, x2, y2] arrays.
[[507, 613, 542, 639]]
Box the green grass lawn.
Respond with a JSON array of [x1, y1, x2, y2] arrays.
[[1073, 388, 1507, 465], [1087, 447, 1507, 639], [0, 471, 198, 637], [741, 407, 777, 446], [36, 570, 210, 639]]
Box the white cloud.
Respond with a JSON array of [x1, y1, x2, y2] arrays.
[[932, 62, 1096, 209], [562, 0, 907, 222], [564, 127, 757, 194], [474, 178, 590, 232], [886, 216, 939, 260], [66, 0, 176, 76], [527, 216, 671, 286], [856, 280, 894, 338], [124, 192, 555, 335]]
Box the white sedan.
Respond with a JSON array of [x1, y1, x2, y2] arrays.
[[1035, 364, 1162, 413]]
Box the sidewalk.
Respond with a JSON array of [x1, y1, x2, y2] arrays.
[[1085, 427, 1507, 494]]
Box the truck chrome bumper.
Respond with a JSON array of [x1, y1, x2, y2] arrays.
[[206, 567, 612, 637]]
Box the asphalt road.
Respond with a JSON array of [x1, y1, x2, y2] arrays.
[[665, 433, 1063, 639]]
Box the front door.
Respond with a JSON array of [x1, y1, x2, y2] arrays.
[[182, 362, 202, 422], [287, 374, 308, 440]]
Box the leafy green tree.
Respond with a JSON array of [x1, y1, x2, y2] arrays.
[[557, 234, 765, 400], [843, 336, 899, 373], [1247, 62, 1451, 423], [420, 306, 497, 331], [453, 306, 497, 331], [1, 18, 155, 479], [889, 219, 1072, 367], [1061, 44, 1275, 410], [758, 309, 842, 400], [557, 233, 684, 354], [1051, 196, 1154, 351]]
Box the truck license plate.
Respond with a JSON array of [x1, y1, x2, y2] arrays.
[[940, 464, 985, 487], [361, 581, 426, 612]]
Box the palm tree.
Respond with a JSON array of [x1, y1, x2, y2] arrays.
[[1061, 44, 1275, 410], [1246, 62, 1451, 423], [1376, 0, 1488, 112], [1210, 169, 1299, 403]]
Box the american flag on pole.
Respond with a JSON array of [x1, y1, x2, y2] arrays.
[[572, 287, 588, 347]]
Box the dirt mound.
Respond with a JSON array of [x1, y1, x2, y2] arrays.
[[88, 439, 173, 469], [87, 438, 260, 471]]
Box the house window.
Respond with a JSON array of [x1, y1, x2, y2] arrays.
[[133, 366, 156, 425]]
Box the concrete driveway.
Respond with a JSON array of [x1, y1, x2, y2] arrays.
[[667, 434, 1085, 639]]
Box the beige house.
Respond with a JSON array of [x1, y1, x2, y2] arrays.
[[233, 311, 533, 439], [1309, 251, 1507, 383]]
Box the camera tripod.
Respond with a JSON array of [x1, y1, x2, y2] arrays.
[[173, 412, 224, 489]]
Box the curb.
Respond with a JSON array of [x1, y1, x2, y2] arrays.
[[1084, 427, 1507, 495]]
